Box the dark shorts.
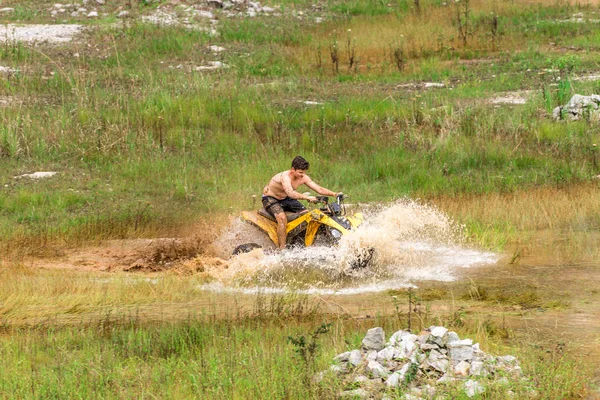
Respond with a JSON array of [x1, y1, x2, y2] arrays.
[[262, 195, 306, 217]]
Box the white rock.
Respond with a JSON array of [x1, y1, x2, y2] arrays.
[[15, 172, 58, 179], [0, 66, 18, 75], [0, 7, 15, 13], [70, 11, 79, 17], [117, 11, 129, 18], [424, 82, 445, 88], [196, 10, 215, 19], [386, 362, 411, 387], [366, 350, 378, 361], [377, 346, 396, 363], [470, 360, 486, 376], [454, 360, 471, 376], [362, 327, 385, 351], [96, 0, 105, 4], [262, 6, 275, 13], [389, 330, 412, 345], [329, 364, 346, 373], [366, 360, 388, 378], [209, 45, 226, 52], [77, 7, 87, 12], [333, 351, 351, 363], [315, 17, 323, 23], [448, 343, 474, 364], [195, 61, 229, 71], [452, 339, 473, 346], [464, 379, 485, 397], [348, 349, 363, 366], [385, 371, 403, 387], [425, 350, 449, 373], [447, 331, 460, 343], [437, 373, 457, 383], [428, 326, 449, 346], [87, 11, 98, 17]]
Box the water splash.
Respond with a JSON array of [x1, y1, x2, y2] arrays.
[[202, 199, 498, 295]]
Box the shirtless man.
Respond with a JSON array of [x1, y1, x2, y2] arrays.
[[262, 156, 341, 249]]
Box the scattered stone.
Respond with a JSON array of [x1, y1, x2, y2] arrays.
[[195, 61, 229, 71], [302, 100, 324, 105], [362, 327, 385, 351], [0, 7, 15, 13], [424, 82, 445, 88], [96, 0, 105, 4], [0, 24, 83, 43], [14, 172, 58, 179], [209, 45, 226, 52], [87, 11, 98, 18], [464, 379, 485, 397], [195, 10, 215, 19], [117, 11, 130, 18], [553, 94, 600, 121], [0, 66, 18, 75]]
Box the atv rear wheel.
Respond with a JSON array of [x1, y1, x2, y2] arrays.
[[232, 243, 262, 256]]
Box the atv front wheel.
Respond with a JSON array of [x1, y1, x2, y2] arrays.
[[350, 247, 375, 269], [232, 243, 262, 256]]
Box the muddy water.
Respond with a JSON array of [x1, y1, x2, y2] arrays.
[[465, 234, 600, 356], [209, 200, 498, 293]]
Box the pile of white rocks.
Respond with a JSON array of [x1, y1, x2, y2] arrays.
[[208, 0, 279, 17], [327, 326, 528, 399], [48, 2, 103, 18], [553, 94, 600, 121]]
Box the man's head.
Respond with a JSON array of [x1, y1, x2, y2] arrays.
[[291, 156, 309, 171]]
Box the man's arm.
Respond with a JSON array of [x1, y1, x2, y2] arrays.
[[281, 173, 314, 200], [304, 177, 338, 197]]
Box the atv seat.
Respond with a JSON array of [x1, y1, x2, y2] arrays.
[[258, 208, 306, 222]]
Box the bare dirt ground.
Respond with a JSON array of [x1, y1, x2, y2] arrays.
[[28, 237, 226, 274]]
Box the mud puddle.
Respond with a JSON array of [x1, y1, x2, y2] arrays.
[[205, 200, 499, 294]]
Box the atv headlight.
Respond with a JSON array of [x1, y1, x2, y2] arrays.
[[330, 229, 342, 239]]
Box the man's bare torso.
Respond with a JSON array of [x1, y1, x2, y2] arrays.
[[263, 170, 308, 200]]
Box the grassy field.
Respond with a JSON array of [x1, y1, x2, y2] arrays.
[[2, 0, 600, 398], [0, 292, 591, 399], [1, 0, 600, 254]]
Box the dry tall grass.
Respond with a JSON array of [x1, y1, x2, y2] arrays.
[[437, 183, 600, 232]]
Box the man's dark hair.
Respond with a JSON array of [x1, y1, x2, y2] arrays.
[[291, 156, 309, 170]]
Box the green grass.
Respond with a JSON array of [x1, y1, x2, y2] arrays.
[[1, 0, 600, 250], [0, 305, 590, 399]]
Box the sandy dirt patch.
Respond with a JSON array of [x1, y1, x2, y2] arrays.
[[0, 24, 82, 44], [29, 238, 219, 273]]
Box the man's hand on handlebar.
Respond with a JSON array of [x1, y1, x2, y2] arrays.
[[307, 196, 318, 204]]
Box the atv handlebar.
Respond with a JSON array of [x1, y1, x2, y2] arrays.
[[315, 193, 347, 204]]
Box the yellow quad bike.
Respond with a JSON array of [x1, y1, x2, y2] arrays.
[[233, 194, 375, 269]]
